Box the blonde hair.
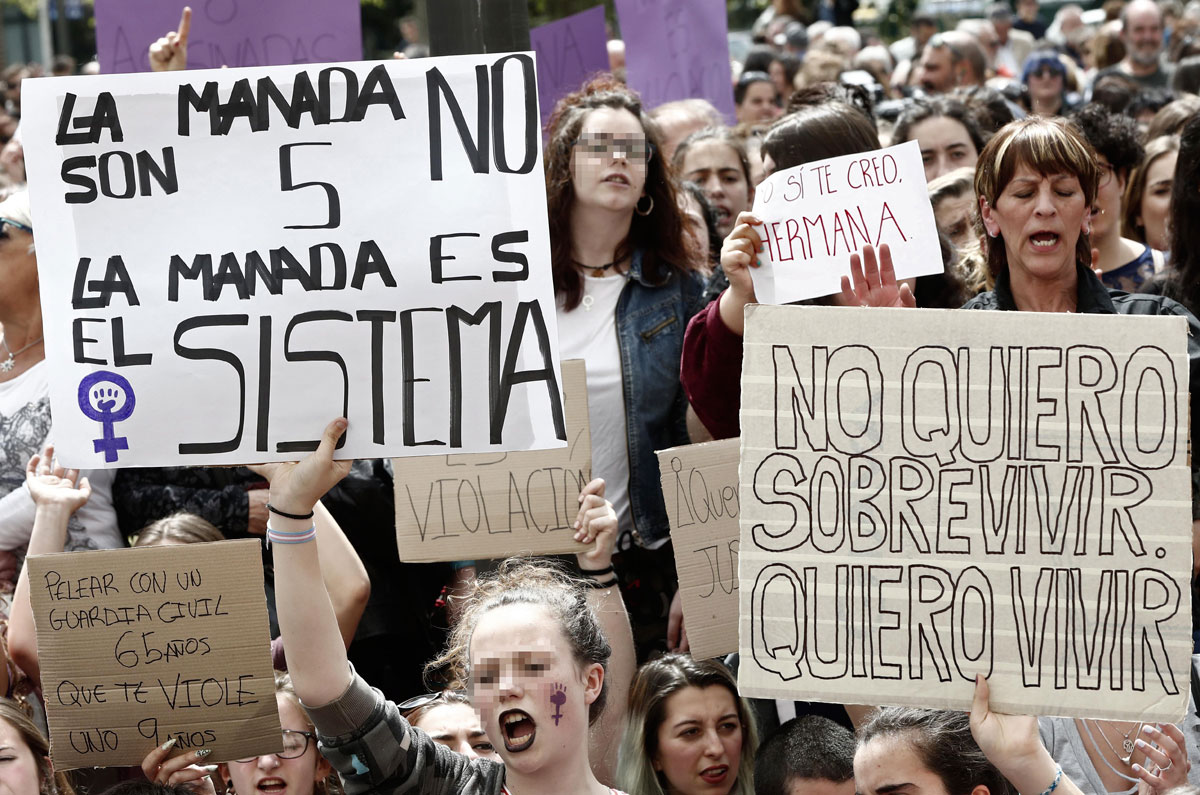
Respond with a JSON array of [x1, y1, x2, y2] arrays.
[[426, 558, 612, 725], [134, 513, 224, 547], [974, 117, 1099, 276], [616, 655, 758, 795]]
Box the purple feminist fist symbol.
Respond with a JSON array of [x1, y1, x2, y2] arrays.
[[78, 371, 135, 462], [550, 683, 567, 726]]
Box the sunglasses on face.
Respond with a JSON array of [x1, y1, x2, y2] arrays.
[[1031, 64, 1064, 79], [573, 133, 654, 163]]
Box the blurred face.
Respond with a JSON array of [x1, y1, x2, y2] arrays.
[[1123, 4, 1164, 66], [934, 192, 976, 251], [681, 140, 753, 238], [1018, 0, 1038, 22], [769, 60, 791, 100], [225, 695, 329, 795], [0, 219, 36, 308], [911, 116, 978, 183], [412, 702, 499, 761], [1138, 150, 1176, 251], [1090, 155, 1125, 242], [737, 81, 780, 124], [1027, 62, 1065, 103], [470, 604, 599, 777], [653, 686, 744, 795], [570, 107, 649, 214], [0, 718, 43, 795], [678, 193, 710, 264], [918, 46, 957, 93], [854, 734, 952, 795], [980, 162, 1090, 285]]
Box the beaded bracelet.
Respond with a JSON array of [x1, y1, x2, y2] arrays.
[[1036, 766, 1062, 795], [266, 524, 317, 546]]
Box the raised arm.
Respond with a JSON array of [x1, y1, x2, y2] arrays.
[[313, 502, 370, 649], [571, 478, 635, 786], [259, 419, 352, 707], [9, 446, 93, 688], [148, 6, 191, 72]]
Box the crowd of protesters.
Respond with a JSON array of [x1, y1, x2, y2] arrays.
[[2, 0, 1200, 793]]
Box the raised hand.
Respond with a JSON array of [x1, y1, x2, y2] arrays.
[[838, 243, 916, 309], [149, 7, 191, 72], [573, 478, 617, 572], [717, 211, 765, 335], [262, 418, 352, 516], [25, 445, 91, 514]]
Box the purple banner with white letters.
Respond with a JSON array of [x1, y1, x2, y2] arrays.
[[95, 0, 362, 74], [613, 0, 735, 123], [531, 6, 610, 130]]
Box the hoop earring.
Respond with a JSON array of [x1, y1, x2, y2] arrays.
[[635, 194, 654, 216]]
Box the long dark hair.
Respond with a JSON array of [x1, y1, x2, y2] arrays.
[[544, 75, 695, 310], [761, 101, 880, 171], [1164, 115, 1200, 313], [893, 97, 987, 158]]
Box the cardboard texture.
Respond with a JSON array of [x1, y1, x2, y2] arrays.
[[395, 359, 591, 562], [29, 540, 281, 770], [749, 140, 943, 304], [21, 54, 566, 469], [613, 0, 736, 123], [658, 438, 740, 659], [95, 0, 363, 73], [738, 304, 1193, 722], [530, 6, 609, 130]]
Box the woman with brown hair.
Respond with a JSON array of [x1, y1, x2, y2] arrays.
[[1122, 134, 1178, 253], [0, 698, 73, 795]]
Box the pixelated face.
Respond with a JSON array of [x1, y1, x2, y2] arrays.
[[853, 734, 952, 795], [1138, 150, 1176, 252], [469, 603, 598, 775], [412, 702, 499, 761], [224, 694, 329, 795], [652, 685, 744, 795], [681, 140, 753, 238], [570, 107, 650, 214]]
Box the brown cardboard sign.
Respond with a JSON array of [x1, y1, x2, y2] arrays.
[[29, 540, 282, 769], [739, 305, 1194, 722], [658, 438, 740, 659], [394, 359, 591, 562]]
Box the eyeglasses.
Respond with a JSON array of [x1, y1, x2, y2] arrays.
[[1030, 65, 1064, 79], [573, 133, 653, 163], [234, 730, 315, 762], [0, 218, 31, 239]]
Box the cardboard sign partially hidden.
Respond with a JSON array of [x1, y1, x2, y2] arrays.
[[750, 140, 942, 304], [738, 304, 1194, 722], [395, 359, 591, 562], [659, 438, 740, 659], [29, 540, 282, 770]]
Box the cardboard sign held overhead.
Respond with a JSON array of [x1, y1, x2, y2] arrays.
[[531, 6, 610, 130], [395, 359, 591, 562], [750, 140, 943, 304], [737, 304, 1194, 722], [95, 0, 363, 74], [21, 54, 565, 468], [658, 438, 740, 660], [28, 540, 281, 770], [614, 0, 736, 123]]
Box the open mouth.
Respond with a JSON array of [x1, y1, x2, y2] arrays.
[[1030, 231, 1060, 248], [499, 709, 537, 753], [256, 778, 286, 793], [715, 205, 732, 225], [603, 173, 630, 186], [700, 765, 729, 784]]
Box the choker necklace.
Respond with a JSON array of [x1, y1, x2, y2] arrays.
[[572, 258, 619, 277], [0, 334, 43, 373]]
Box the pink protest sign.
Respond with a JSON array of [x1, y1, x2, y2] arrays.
[[531, 6, 610, 129], [613, 0, 735, 123], [96, 0, 362, 74]]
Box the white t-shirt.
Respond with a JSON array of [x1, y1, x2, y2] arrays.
[[556, 274, 636, 544], [0, 361, 121, 558]]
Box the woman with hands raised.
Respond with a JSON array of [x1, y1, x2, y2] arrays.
[[268, 417, 634, 795]]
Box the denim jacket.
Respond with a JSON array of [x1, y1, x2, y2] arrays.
[[618, 250, 708, 546]]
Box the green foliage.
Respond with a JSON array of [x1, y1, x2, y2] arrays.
[[879, 0, 918, 42]]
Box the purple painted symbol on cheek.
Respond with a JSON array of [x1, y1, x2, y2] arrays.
[[550, 683, 567, 726]]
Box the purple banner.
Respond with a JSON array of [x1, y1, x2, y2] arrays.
[[96, 0, 362, 74], [614, 0, 735, 123], [531, 6, 610, 129]]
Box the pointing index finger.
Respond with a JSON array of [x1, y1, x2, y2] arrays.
[[177, 7, 192, 47]]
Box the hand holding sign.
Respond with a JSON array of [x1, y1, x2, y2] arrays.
[[148, 7, 191, 73], [717, 211, 764, 336], [573, 478, 617, 572], [258, 419, 351, 517], [141, 739, 217, 793]]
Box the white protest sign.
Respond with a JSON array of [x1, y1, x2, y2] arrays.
[[21, 54, 565, 468], [738, 304, 1193, 722], [749, 140, 942, 304]]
